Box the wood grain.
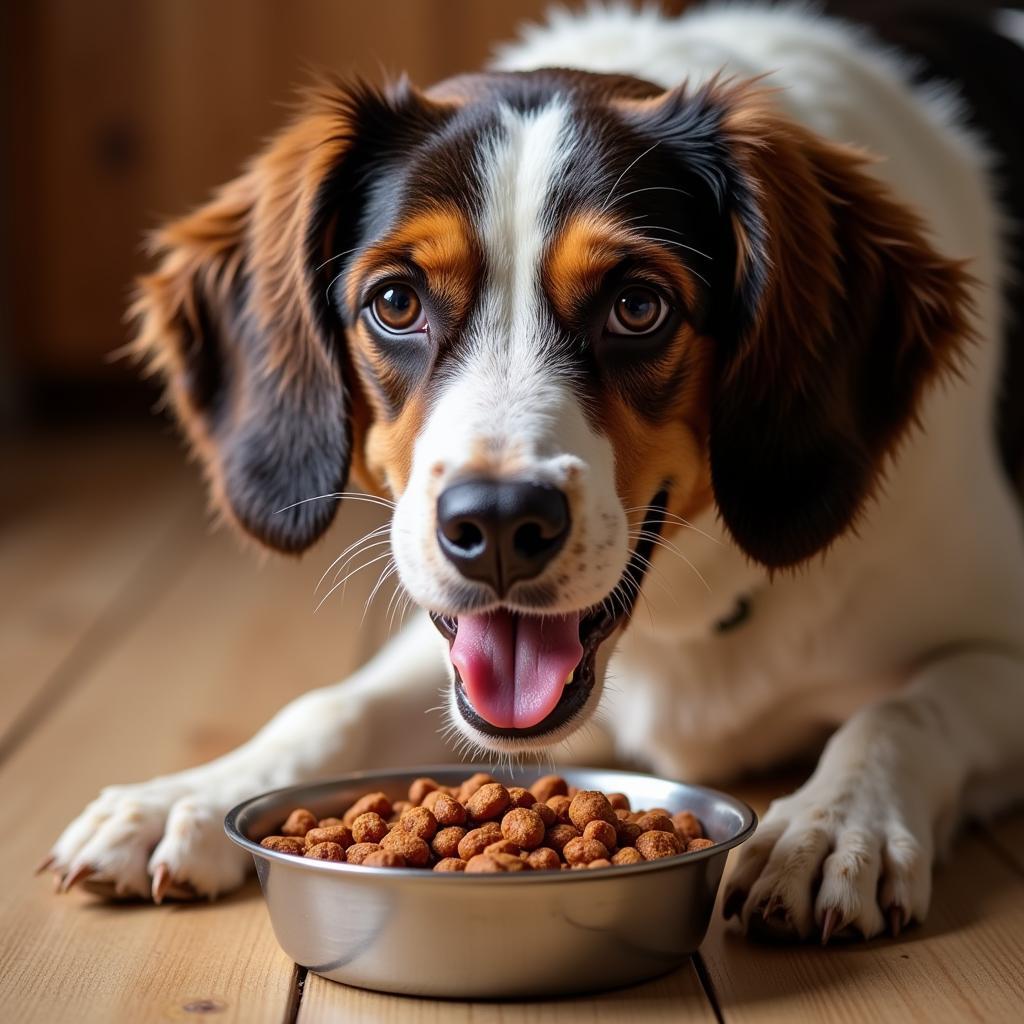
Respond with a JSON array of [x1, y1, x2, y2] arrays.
[[701, 793, 1024, 1024], [298, 962, 717, 1024], [2, 433, 1022, 1023], [0, 460, 391, 1023], [0, 431, 192, 748]]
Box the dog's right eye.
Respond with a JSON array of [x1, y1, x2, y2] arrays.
[[369, 284, 427, 334]]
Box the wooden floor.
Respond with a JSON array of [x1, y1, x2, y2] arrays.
[[2, 428, 1023, 1024]]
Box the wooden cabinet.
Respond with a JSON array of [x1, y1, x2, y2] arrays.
[[6, 0, 564, 386]]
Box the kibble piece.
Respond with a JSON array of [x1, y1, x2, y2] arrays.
[[687, 837, 715, 852], [545, 823, 580, 853], [305, 841, 345, 862], [431, 793, 467, 827], [533, 802, 557, 828], [484, 838, 522, 858], [304, 824, 354, 850], [583, 820, 618, 851], [607, 792, 631, 811], [260, 836, 306, 855], [587, 858, 613, 869], [457, 823, 503, 860], [529, 774, 569, 802], [615, 808, 631, 821], [432, 826, 467, 859], [546, 795, 573, 823], [345, 842, 383, 865], [381, 829, 431, 867], [501, 808, 546, 850], [423, 790, 446, 814], [569, 791, 618, 830], [391, 800, 413, 819], [611, 847, 644, 865], [362, 849, 406, 868], [433, 857, 467, 872], [281, 809, 318, 837], [636, 812, 675, 834], [615, 821, 642, 848], [459, 772, 497, 802], [408, 777, 439, 805], [465, 852, 527, 873], [672, 811, 704, 842], [563, 836, 610, 866], [400, 806, 439, 841], [317, 817, 344, 828], [506, 786, 537, 810], [636, 830, 682, 861], [526, 847, 561, 871], [344, 792, 392, 825], [467, 783, 511, 822], [351, 812, 389, 845]]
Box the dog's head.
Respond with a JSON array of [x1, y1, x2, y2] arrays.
[[133, 70, 970, 751]]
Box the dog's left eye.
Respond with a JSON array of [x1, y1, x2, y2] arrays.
[[369, 284, 427, 334], [606, 286, 669, 335]]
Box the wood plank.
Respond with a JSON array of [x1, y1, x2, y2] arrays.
[[298, 961, 717, 1024], [701, 789, 1024, 1024], [0, 429, 192, 746], [0, 446, 393, 1024]]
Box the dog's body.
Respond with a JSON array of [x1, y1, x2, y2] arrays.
[[49, 4, 1024, 943]]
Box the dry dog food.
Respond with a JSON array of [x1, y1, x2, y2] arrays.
[[258, 773, 716, 872]]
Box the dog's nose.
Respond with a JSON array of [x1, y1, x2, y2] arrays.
[[436, 479, 570, 593]]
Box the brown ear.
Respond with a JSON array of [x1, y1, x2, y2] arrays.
[[131, 79, 441, 552], [621, 80, 973, 567], [706, 88, 973, 566]]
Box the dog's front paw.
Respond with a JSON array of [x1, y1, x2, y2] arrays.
[[43, 779, 251, 902], [722, 782, 933, 943]]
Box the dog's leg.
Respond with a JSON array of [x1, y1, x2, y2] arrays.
[[723, 647, 1024, 942], [46, 614, 453, 902]]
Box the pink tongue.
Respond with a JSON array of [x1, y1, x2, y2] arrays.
[[450, 611, 583, 729]]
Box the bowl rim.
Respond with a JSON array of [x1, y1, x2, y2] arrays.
[[224, 764, 757, 883]]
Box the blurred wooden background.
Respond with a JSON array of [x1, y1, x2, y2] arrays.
[[6, 0, 586, 405]]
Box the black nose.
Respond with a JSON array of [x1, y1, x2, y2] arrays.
[[436, 478, 570, 594]]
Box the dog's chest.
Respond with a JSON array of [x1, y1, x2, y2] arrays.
[[603, 557, 907, 782]]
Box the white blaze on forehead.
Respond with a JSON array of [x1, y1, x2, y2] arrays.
[[476, 99, 575, 307]]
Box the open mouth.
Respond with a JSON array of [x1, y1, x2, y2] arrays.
[[430, 491, 667, 739]]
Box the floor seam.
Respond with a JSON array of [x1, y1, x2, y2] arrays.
[[692, 951, 726, 1024], [283, 964, 308, 1024]]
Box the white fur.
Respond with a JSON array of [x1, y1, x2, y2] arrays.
[[51, 1, 1024, 943]]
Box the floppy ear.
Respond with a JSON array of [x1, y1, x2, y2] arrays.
[[626, 81, 973, 567], [131, 79, 442, 553]]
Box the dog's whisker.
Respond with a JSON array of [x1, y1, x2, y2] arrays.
[[361, 560, 399, 624], [316, 524, 392, 593], [600, 139, 663, 212], [314, 550, 394, 613], [624, 507, 722, 544], [313, 244, 362, 274], [275, 491, 396, 515], [326, 538, 394, 591], [632, 234, 714, 262]]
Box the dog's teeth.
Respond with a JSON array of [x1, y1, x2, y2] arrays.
[[565, 670, 575, 685]]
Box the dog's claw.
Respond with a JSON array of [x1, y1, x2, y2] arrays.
[[888, 905, 904, 938], [821, 906, 840, 946], [35, 854, 55, 876], [61, 864, 94, 893], [723, 887, 746, 920], [152, 864, 172, 905]]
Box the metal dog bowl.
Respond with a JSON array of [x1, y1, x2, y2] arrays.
[[224, 765, 756, 998]]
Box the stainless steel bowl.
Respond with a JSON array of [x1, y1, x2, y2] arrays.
[[224, 765, 756, 999]]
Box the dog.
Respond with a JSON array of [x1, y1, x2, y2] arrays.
[[45, 2, 1024, 943]]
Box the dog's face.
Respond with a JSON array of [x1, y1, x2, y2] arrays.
[[135, 70, 969, 752]]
